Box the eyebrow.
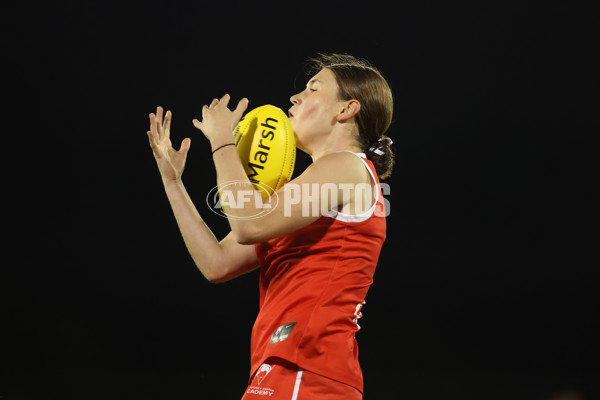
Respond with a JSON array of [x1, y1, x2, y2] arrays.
[[307, 78, 320, 86]]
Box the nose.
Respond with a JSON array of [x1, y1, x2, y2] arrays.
[[290, 91, 301, 105]]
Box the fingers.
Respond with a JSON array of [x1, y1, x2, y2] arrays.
[[220, 93, 231, 107], [147, 126, 189, 158], [146, 130, 155, 148], [192, 118, 203, 131], [147, 130, 164, 158], [163, 110, 172, 139], [232, 97, 249, 122], [149, 107, 163, 141], [149, 113, 158, 142], [156, 106, 164, 139], [203, 94, 245, 111], [208, 94, 231, 109], [194, 95, 248, 134], [148, 106, 173, 141]]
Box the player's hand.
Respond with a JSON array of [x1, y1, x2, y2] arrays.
[[147, 106, 191, 184], [192, 94, 248, 149]]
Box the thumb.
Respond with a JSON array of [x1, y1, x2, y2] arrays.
[[192, 119, 203, 131], [179, 137, 191, 154]]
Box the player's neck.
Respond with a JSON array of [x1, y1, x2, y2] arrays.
[[309, 126, 362, 162]]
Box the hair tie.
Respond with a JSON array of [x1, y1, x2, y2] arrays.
[[368, 136, 393, 155], [379, 136, 393, 145]]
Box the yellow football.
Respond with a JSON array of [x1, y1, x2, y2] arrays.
[[233, 105, 296, 199]]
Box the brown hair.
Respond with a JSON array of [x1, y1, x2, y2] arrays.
[[308, 53, 395, 179]]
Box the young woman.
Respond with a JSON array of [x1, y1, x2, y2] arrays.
[[147, 54, 394, 399]]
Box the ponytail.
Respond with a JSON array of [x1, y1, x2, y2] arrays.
[[364, 136, 394, 180]]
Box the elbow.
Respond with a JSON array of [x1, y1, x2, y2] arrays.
[[202, 266, 248, 285], [200, 268, 221, 284], [195, 257, 228, 284], [201, 267, 230, 284], [206, 274, 226, 284], [232, 223, 261, 245]]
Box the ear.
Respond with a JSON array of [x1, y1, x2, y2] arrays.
[[336, 99, 361, 123]]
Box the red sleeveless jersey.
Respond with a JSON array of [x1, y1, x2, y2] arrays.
[[251, 153, 387, 394]]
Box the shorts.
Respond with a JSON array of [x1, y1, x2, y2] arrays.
[[241, 357, 362, 400]]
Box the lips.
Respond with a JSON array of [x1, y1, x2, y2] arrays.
[[288, 109, 294, 118]]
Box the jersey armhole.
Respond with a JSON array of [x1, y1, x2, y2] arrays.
[[326, 151, 380, 223]]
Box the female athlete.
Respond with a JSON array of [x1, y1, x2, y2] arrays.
[[146, 54, 394, 399]]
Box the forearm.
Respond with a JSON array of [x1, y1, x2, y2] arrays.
[[163, 179, 224, 279], [211, 143, 264, 239], [193, 95, 263, 241]]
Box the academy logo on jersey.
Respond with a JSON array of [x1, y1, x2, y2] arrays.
[[255, 363, 272, 385]]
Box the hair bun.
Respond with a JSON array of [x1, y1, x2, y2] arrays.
[[378, 136, 393, 146], [368, 136, 393, 155]]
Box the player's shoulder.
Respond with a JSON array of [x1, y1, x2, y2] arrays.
[[311, 151, 365, 169], [309, 151, 370, 181]]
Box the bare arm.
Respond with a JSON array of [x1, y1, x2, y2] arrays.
[[147, 106, 258, 283], [163, 180, 258, 282]]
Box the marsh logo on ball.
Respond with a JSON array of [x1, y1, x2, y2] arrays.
[[233, 104, 296, 200]]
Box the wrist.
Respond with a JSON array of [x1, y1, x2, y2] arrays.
[[209, 132, 235, 150], [212, 142, 236, 155], [163, 177, 184, 191]]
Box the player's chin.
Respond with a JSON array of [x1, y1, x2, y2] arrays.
[[290, 123, 300, 140], [293, 135, 307, 153]]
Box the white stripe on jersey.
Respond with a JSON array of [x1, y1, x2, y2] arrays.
[[291, 368, 303, 400]]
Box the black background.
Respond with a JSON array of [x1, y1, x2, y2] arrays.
[[2, 1, 597, 399]]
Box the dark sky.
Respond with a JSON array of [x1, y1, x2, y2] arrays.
[[3, 1, 597, 399]]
